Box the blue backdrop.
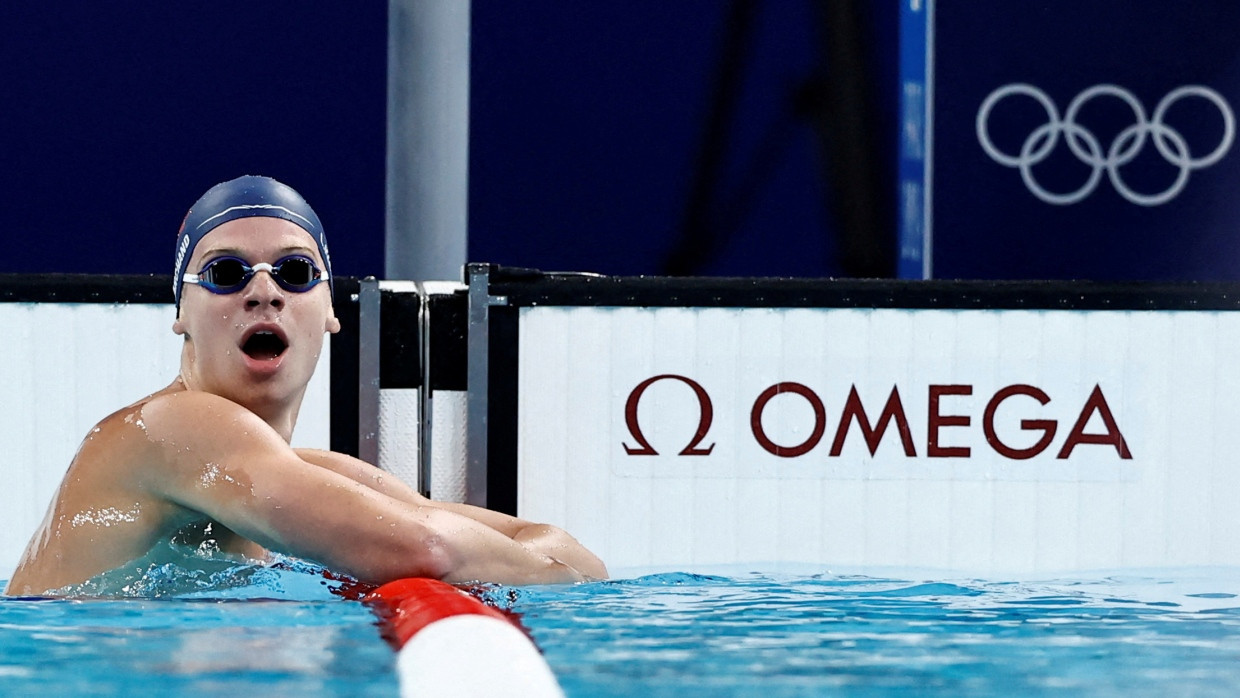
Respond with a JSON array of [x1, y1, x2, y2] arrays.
[[910, 1, 1240, 281], [1, 3, 1232, 281], [0, 2, 887, 280]]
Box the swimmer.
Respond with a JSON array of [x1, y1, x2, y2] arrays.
[[5, 175, 607, 596]]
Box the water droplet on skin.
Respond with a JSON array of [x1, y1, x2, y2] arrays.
[[121, 413, 147, 432], [70, 503, 142, 528], [197, 462, 228, 488]]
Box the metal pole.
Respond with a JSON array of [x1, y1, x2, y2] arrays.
[[357, 277, 382, 465], [387, 0, 471, 282], [465, 264, 492, 507], [415, 280, 434, 497]]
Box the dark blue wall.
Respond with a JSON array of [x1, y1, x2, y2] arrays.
[[0, 2, 387, 277], [6, 3, 1226, 282], [925, 2, 1240, 282], [470, 2, 895, 277], [1, 2, 894, 281]]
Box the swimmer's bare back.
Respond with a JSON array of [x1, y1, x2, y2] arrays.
[[6, 379, 604, 596]]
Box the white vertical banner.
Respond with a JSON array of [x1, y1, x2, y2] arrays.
[[517, 306, 1240, 575]]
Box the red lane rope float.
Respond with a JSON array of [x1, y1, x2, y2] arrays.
[[364, 577, 564, 697], [366, 577, 514, 647]]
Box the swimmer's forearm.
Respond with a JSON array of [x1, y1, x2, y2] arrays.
[[292, 448, 604, 580], [294, 448, 535, 537], [294, 448, 423, 504], [246, 489, 582, 586]]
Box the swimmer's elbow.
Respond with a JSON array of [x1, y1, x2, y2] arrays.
[[355, 526, 455, 584], [310, 517, 452, 585], [405, 531, 456, 582]]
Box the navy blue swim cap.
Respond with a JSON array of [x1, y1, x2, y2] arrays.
[[174, 175, 332, 312]]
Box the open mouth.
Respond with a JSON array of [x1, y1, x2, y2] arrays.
[[241, 330, 288, 361]]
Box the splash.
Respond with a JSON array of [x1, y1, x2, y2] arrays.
[[52, 540, 353, 600]]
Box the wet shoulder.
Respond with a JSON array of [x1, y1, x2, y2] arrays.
[[73, 390, 230, 461], [73, 395, 169, 468], [54, 393, 189, 517], [137, 390, 284, 464], [140, 391, 265, 438]]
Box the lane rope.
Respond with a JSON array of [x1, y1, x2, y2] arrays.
[[365, 577, 564, 697]]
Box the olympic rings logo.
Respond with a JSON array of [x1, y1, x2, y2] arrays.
[[976, 84, 1235, 206]]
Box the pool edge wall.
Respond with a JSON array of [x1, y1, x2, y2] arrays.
[[6, 271, 1240, 579]]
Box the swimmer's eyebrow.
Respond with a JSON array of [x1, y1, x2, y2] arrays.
[[199, 245, 317, 258]]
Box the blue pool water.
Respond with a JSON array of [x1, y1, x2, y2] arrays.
[[3, 562, 1240, 696], [509, 570, 1240, 697]]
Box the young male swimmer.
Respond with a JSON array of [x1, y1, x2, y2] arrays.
[[5, 175, 607, 596]]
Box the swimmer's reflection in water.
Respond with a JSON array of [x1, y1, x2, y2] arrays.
[[5, 176, 607, 597]]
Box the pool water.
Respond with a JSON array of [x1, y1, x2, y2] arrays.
[[510, 570, 1240, 697], [0, 595, 396, 696], [3, 563, 1240, 697]]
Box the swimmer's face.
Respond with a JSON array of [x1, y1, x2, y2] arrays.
[[172, 217, 340, 411]]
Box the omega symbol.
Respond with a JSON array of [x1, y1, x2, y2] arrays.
[[623, 374, 715, 456]]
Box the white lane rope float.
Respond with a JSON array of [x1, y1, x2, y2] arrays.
[[364, 577, 564, 697]]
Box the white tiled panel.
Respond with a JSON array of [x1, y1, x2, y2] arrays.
[[517, 306, 1240, 575]]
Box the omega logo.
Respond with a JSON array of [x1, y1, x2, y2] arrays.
[[623, 375, 1133, 461], [623, 374, 715, 456]]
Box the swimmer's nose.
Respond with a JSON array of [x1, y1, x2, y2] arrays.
[[243, 268, 285, 310]]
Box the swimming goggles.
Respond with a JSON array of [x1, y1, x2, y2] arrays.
[[181, 255, 329, 294]]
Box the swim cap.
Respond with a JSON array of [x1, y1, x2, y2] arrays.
[[173, 175, 332, 313]]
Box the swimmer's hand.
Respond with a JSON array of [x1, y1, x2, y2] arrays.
[[513, 524, 609, 581]]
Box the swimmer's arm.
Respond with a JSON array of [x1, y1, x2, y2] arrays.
[[141, 399, 585, 585], [294, 447, 528, 534], [164, 456, 585, 585], [295, 448, 608, 579]]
